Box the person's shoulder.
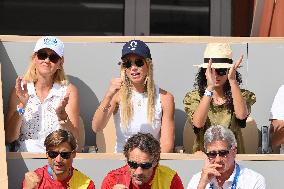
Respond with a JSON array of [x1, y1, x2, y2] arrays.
[[159, 88, 174, 102], [240, 89, 254, 95], [275, 85, 284, 94], [73, 168, 93, 180], [183, 89, 200, 101], [105, 165, 128, 177], [187, 171, 202, 188], [240, 165, 265, 180]]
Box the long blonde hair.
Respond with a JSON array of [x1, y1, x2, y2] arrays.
[[23, 53, 69, 85], [120, 58, 155, 127]]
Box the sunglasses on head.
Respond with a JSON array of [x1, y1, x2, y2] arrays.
[[127, 160, 153, 169], [47, 150, 74, 159], [206, 150, 230, 159], [36, 49, 61, 63], [122, 59, 145, 69]]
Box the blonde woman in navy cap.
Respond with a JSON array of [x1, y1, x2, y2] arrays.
[[5, 36, 80, 152], [92, 40, 175, 153]]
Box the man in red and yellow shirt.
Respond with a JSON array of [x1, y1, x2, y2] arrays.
[[22, 129, 95, 189], [101, 133, 184, 189]]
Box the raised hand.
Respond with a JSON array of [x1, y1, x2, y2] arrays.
[[198, 158, 222, 188], [24, 171, 41, 189], [55, 92, 69, 120], [205, 59, 217, 91], [105, 78, 123, 99], [228, 55, 243, 81], [15, 77, 29, 106]]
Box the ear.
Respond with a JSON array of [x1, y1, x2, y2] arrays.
[[72, 152, 77, 158]]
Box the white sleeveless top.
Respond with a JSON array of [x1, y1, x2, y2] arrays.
[[113, 85, 162, 152], [17, 82, 68, 152]]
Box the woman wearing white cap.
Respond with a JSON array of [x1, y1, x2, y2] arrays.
[[5, 36, 80, 152], [183, 43, 256, 154], [92, 39, 175, 153]]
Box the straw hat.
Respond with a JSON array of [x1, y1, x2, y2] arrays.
[[194, 43, 233, 68]]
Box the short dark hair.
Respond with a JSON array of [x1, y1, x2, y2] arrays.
[[123, 132, 161, 163], [44, 129, 77, 151]]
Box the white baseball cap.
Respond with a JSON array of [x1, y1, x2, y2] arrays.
[[33, 36, 64, 57]]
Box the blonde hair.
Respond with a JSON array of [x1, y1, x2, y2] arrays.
[[23, 53, 69, 85], [120, 58, 155, 127]]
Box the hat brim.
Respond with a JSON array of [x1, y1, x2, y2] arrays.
[[193, 63, 233, 69]]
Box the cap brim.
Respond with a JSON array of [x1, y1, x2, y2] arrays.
[[193, 63, 233, 69]]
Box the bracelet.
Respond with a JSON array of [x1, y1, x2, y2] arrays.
[[16, 105, 25, 115], [101, 104, 111, 112], [204, 89, 213, 97]]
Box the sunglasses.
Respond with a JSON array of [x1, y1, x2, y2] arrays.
[[127, 160, 153, 169], [36, 50, 61, 63], [206, 150, 230, 159], [122, 59, 145, 69], [215, 68, 228, 76], [47, 150, 74, 159]]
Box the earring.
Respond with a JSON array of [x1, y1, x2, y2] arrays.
[[144, 75, 149, 86]]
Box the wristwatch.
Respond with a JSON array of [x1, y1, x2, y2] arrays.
[[204, 89, 213, 97], [16, 105, 25, 115]]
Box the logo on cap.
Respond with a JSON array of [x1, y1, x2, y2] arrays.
[[43, 37, 58, 46], [128, 41, 138, 51]]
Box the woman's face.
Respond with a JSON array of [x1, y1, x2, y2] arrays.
[[122, 54, 148, 85], [34, 48, 62, 77], [214, 68, 228, 87]]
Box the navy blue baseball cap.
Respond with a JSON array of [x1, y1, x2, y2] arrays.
[[121, 40, 152, 59]]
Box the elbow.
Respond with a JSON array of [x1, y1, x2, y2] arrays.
[[92, 123, 102, 133], [5, 134, 16, 144], [235, 113, 248, 120]]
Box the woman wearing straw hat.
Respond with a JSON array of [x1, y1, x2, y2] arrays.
[[5, 36, 80, 152], [183, 43, 256, 153], [92, 39, 175, 153]]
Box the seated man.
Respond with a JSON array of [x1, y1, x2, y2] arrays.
[[187, 125, 266, 189], [22, 129, 95, 189], [270, 85, 284, 152], [101, 132, 184, 189]]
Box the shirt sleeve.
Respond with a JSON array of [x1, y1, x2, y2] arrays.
[[170, 173, 184, 189], [183, 90, 201, 120], [241, 89, 256, 115], [101, 174, 114, 189], [270, 85, 284, 120], [87, 180, 95, 189]]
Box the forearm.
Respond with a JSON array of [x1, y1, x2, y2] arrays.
[[192, 95, 212, 128], [5, 111, 23, 143], [160, 138, 174, 153], [230, 80, 248, 119], [92, 96, 113, 133]]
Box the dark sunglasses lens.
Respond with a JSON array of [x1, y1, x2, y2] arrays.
[[219, 150, 229, 157], [122, 61, 132, 68], [128, 161, 138, 169], [49, 54, 60, 63], [47, 151, 59, 159], [60, 152, 72, 159], [216, 69, 228, 76], [206, 151, 217, 158], [37, 51, 48, 60], [140, 162, 152, 169], [135, 59, 144, 67]]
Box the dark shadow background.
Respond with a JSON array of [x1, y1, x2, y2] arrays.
[[68, 75, 99, 146]]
